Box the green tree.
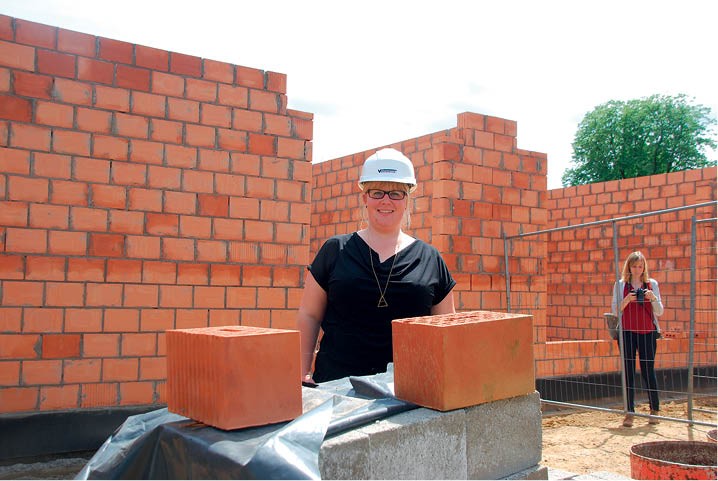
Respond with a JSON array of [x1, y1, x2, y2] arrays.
[[562, 94, 717, 186]]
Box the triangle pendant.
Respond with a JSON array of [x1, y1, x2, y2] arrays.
[[377, 297, 388, 308]]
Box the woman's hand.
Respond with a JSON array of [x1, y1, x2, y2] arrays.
[[646, 290, 658, 302], [621, 292, 636, 310]]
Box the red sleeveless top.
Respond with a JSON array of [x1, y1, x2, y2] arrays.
[[622, 282, 655, 333]]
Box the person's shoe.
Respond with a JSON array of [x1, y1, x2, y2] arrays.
[[623, 414, 634, 427], [648, 410, 660, 425]]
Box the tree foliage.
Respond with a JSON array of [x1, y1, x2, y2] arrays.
[[562, 94, 717, 186]]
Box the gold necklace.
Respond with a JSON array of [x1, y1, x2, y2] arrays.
[[369, 240, 399, 308]]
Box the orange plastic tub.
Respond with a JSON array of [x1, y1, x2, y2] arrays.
[[630, 441, 717, 480]]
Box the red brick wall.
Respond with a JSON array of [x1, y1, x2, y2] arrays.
[[0, 16, 312, 413]]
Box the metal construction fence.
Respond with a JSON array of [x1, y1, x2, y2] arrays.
[[504, 201, 717, 427]]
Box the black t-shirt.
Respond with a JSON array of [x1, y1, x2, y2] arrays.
[[308, 232, 456, 382]]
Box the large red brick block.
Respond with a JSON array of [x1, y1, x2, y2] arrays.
[[166, 325, 302, 430], [392, 310, 535, 411]]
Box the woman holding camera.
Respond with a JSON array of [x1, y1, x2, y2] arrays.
[[611, 251, 664, 427]]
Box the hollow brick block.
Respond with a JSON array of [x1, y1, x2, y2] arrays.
[[166, 325, 302, 430], [392, 310, 535, 411]]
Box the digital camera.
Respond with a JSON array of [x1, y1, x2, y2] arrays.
[[633, 287, 646, 302]]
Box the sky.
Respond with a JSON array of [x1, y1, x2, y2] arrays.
[[2, 0, 717, 189]]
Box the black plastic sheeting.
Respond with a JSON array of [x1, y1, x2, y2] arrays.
[[75, 367, 416, 480]]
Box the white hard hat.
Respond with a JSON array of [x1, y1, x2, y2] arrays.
[[358, 148, 417, 192]]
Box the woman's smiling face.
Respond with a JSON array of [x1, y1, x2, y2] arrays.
[[362, 181, 409, 230]]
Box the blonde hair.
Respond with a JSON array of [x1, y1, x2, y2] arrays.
[[621, 251, 650, 284]]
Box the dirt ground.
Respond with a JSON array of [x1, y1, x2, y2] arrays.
[[541, 396, 717, 478]]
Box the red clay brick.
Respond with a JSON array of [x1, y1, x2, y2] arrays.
[[0, 39, 35, 71], [196, 240, 227, 262], [119, 381, 154, 405], [42, 334, 81, 358], [135, 45, 169, 71], [177, 263, 208, 285], [197, 194, 228, 217], [132, 91, 167, 118], [0, 94, 32, 122], [37, 49, 75, 78], [218, 84, 248, 109], [186, 78, 217, 102], [58, 29, 95, 56], [166, 326, 301, 429], [22, 359, 62, 384], [62, 308, 103, 332], [0, 386, 39, 412], [89, 233, 124, 257], [5, 227, 47, 254], [142, 260, 176, 284], [151, 71, 184, 97], [165, 144, 197, 168], [33, 152, 71, 178], [48, 230, 86, 255], [76, 108, 112, 134], [53, 129, 91, 156], [392, 310, 535, 411], [0, 333, 41, 360], [53, 78, 92, 105], [164, 191, 196, 215], [182, 170, 214, 194], [10, 123, 51, 151], [14, 20, 54, 48], [98, 37, 133, 64], [167, 97, 199, 123], [126, 235, 160, 259], [149, 118, 181, 143], [202, 59, 234, 83], [25, 255, 65, 280], [108, 210, 144, 235], [50, 179, 88, 206], [45, 281, 84, 307], [103, 357, 139, 381], [94, 85, 130, 112], [63, 359, 101, 383], [67, 257, 105, 282], [0, 201, 28, 227], [116, 65, 150, 91], [40, 384, 80, 410], [129, 140, 163, 165], [80, 382, 118, 408], [112, 161, 148, 186], [169, 52, 201, 77], [91, 184, 126, 209], [105, 260, 140, 285]]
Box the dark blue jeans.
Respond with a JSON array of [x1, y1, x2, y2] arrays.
[[620, 330, 660, 412]]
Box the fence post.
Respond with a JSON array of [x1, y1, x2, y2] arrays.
[[503, 231, 511, 312], [687, 215, 697, 422], [612, 220, 628, 413]]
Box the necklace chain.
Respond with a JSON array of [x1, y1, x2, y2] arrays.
[[369, 241, 399, 308]]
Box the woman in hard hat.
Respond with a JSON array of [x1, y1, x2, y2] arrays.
[[297, 148, 456, 384]]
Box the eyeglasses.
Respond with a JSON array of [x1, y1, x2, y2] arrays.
[[366, 189, 407, 200]]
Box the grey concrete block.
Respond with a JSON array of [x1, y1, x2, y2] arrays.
[[465, 391, 543, 479], [320, 428, 372, 480], [320, 407, 467, 479], [364, 407, 467, 479]]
